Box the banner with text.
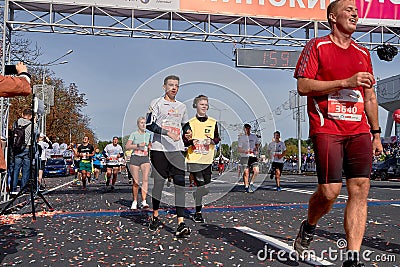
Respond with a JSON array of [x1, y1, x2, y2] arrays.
[[180, 0, 400, 27], [16, 0, 180, 11]]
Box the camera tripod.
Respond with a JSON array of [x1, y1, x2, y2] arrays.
[[0, 94, 53, 220]]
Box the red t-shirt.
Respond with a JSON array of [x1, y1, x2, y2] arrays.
[[294, 35, 373, 137]]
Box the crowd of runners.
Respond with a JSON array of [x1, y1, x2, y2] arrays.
[[5, 1, 386, 266]]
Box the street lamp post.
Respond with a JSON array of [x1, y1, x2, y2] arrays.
[[33, 50, 73, 134], [209, 105, 228, 157]]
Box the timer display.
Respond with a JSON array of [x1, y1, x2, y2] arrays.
[[236, 48, 301, 69]]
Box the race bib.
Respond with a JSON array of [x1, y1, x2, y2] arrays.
[[107, 156, 119, 165], [134, 145, 148, 156], [193, 139, 210, 155], [162, 119, 181, 135], [327, 89, 364, 122]]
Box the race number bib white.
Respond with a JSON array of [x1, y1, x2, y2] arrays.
[[107, 156, 119, 166], [162, 119, 181, 135], [134, 146, 148, 156], [327, 89, 364, 121], [193, 139, 210, 155]]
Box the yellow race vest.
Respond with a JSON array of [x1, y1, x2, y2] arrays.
[[186, 117, 216, 164]]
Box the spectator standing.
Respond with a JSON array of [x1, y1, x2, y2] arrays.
[[11, 108, 37, 194]]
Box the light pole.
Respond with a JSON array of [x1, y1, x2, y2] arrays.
[[209, 105, 228, 157], [33, 50, 73, 134]]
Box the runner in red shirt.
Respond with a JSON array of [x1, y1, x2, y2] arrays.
[[292, 1, 383, 266]]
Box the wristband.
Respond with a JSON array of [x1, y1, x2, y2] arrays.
[[370, 127, 381, 134]]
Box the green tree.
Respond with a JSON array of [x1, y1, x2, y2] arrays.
[[284, 138, 314, 157], [220, 144, 231, 158]]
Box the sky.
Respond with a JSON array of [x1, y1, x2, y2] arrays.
[[20, 30, 399, 145]]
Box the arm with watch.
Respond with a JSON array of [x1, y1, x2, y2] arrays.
[[364, 87, 383, 156]]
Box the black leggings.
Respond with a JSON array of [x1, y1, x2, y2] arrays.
[[193, 172, 211, 213], [152, 174, 185, 217], [188, 164, 212, 213], [150, 151, 186, 217]]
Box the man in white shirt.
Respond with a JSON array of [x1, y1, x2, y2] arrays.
[[103, 136, 124, 191], [267, 131, 286, 192], [146, 75, 191, 237], [237, 123, 260, 193]]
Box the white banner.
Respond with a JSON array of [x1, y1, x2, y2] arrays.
[[16, 0, 180, 11]]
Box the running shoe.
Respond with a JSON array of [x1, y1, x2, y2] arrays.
[[250, 183, 256, 192], [293, 220, 314, 256], [277, 187, 281, 192], [110, 185, 115, 191], [245, 186, 253, 193], [166, 176, 172, 187], [131, 201, 137, 210], [270, 173, 274, 179], [193, 212, 205, 223], [176, 222, 191, 237], [149, 216, 159, 232], [342, 260, 365, 267], [141, 200, 149, 209]]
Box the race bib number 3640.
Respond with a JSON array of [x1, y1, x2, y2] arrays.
[[327, 89, 364, 122]]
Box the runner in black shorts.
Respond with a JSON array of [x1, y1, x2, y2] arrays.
[[183, 94, 220, 223], [267, 131, 286, 192], [238, 124, 260, 193]]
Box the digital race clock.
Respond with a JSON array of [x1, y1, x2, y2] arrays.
[[236, 48, 301, 69]]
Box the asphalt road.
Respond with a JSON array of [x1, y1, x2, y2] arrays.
[[1, 171, 399, 267]]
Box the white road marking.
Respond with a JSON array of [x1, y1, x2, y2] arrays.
[[235, 226, 334, 266], [259, 185, 380, 201], [44, 180, 73, 194]]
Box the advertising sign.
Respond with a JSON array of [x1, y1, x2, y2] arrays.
[[180, 0, 400, 27], [16, 0, 180, 11], [358, 0, 400, 26]]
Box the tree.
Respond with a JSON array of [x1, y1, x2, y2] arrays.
[[282, 138, 313, 157], [220, 144, 231, 158], [46, 82, 94, 144], [9, 71, 95, 145]]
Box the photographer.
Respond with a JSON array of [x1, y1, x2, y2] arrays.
[[1, 62, 32, 194], [0, 62, 31, 173], [1, 62, 32, 97]]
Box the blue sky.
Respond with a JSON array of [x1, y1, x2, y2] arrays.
[[23, 32, 399, 144]]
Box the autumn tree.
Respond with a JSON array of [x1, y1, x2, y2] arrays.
[[8, 68, 95, 145]]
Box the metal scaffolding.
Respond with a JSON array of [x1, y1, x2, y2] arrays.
[[3, 0, 400, 49]]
